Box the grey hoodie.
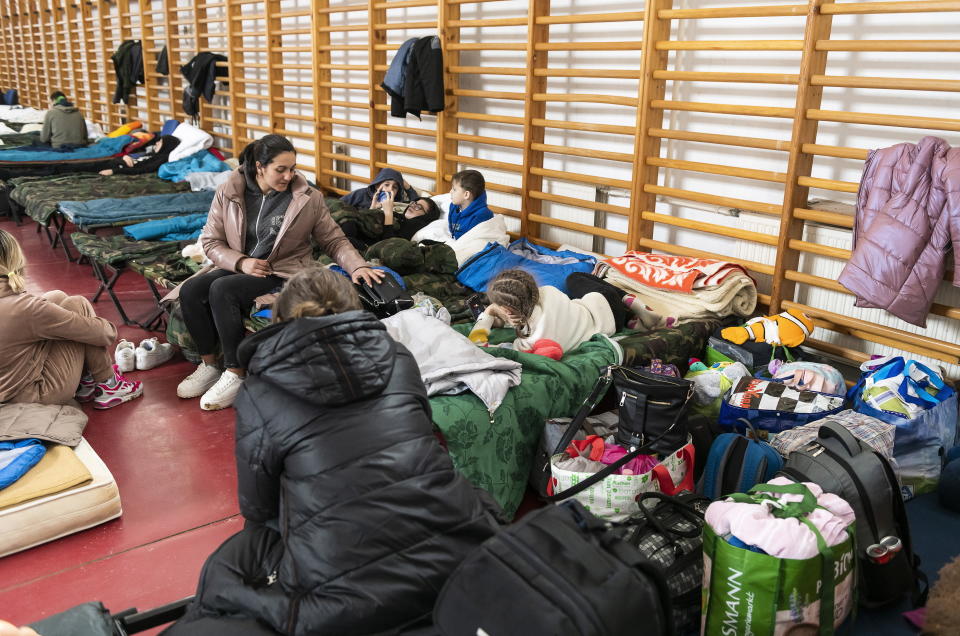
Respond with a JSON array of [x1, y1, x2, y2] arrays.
[[243, 170, 293, 260], [40, 104, 88, 148]]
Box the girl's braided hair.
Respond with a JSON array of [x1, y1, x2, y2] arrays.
[[486, 268, 538, 334]]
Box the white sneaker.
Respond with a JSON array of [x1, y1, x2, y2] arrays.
[[200, 370, 245, 411], [114, 340, 136, 373], [135, 338, 175, 370], [177, 363, 222, 399]]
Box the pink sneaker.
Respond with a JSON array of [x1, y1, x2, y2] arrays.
[[75, 375, 98, 403], [93, 364, 144, 410]]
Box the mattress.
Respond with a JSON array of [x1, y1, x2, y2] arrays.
[[0, 438, 121, 557]]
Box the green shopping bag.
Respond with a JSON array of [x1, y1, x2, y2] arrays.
[[702, 483, 856, 635]]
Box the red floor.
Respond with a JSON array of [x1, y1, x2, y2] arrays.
[[0, 217, 242, 627]]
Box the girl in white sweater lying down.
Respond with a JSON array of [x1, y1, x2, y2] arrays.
[[469, 269, 638, 359]]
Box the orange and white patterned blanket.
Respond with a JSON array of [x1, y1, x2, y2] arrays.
[[604, 252, 749, 293]]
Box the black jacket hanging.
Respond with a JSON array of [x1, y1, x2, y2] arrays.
[[403, 36, 445, 119], [111, 40, 144, 105], [156, 45, 169, 76], [180, 52, 228, 117]]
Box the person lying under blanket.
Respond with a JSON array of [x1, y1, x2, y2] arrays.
[[468, 269, 629, 359], [98, 134, 181, 176], [337, 195, 442, 250]]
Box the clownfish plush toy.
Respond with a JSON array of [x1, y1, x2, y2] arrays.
[[721, 309, 814, 349]]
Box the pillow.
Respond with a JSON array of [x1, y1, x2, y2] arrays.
[[169, 122, 213, 162], [431, 192, 452, 219]]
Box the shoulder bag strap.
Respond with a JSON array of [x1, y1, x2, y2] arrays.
[[547, 392, 692, 502], [549, 366, 616, 459]]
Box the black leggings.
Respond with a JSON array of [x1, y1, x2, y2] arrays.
[[565, 272, 627, 332], [179, 269, 283, 368]]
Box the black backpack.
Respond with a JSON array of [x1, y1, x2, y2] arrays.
[[614, 492, 710, 636], [433, 500, 674, 636], [780, 421, 927, 608]]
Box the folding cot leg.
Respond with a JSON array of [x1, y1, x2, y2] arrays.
[[89, 261, 135, 326], [51, 214, 78, 262], [8, 197, 22, 226], [135, 279, 169, 332]]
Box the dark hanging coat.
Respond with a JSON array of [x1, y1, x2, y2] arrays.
[[156, 45, 169, 75], [167, 311, 499, 636], [180, 52, 228, 116], [382, 36, 444, 119], [403, 36, 445, 119], [112, 40, 144, 105]]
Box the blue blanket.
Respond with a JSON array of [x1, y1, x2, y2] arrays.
[[0, 439, 46, 490], [124, 213, 208, 242], [60, 190, 215, 226], [456, 238, 597, 293], [0, 135, 132, 162], [158, 150, 229, 182]]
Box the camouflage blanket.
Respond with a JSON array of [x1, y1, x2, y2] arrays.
[[71, 232, 185, 266], [433, 330, 620, 518], [366, 237, 474, 323], [128, 251, 201, 291], [166, 302, 209, 364], [618, 318, 718, 373], [327, 197, 384, 241], [9, 173, 190, 225], [0, 132, 40, 148]]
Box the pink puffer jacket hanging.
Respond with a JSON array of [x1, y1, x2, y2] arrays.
[[839, 136, 960, 327]]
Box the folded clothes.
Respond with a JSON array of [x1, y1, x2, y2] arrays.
[[770, 360, 845, 395], [706, 477, 855, 560], [565, 435, 659, 475]]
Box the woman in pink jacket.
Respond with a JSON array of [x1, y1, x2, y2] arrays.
[[174, 135, 383, 411]]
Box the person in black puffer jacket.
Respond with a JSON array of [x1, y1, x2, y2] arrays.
[[165, 267, 499, 636]]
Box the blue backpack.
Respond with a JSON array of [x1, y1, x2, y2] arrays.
[[699, 418, 783, 500], [2, 89, 18, 106]]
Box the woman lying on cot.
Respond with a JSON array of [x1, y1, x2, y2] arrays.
[[339, 195, 443, 249], [0, 229, 142, 409], [166, 134, 383, 412]]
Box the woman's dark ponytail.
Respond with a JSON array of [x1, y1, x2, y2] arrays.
[[239, 134, 296, 180]]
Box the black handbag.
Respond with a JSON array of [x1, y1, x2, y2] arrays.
[[530, 365, 694, 501], [611, 365, 693, 455], [355, 275, 414, 318]]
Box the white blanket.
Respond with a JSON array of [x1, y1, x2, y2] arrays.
[[411, 214, 510, 265], [186, 170, 232, 191], [382, 309, 522, 413], [0, 107, 46, 124], [603, 267, 757, 321]]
